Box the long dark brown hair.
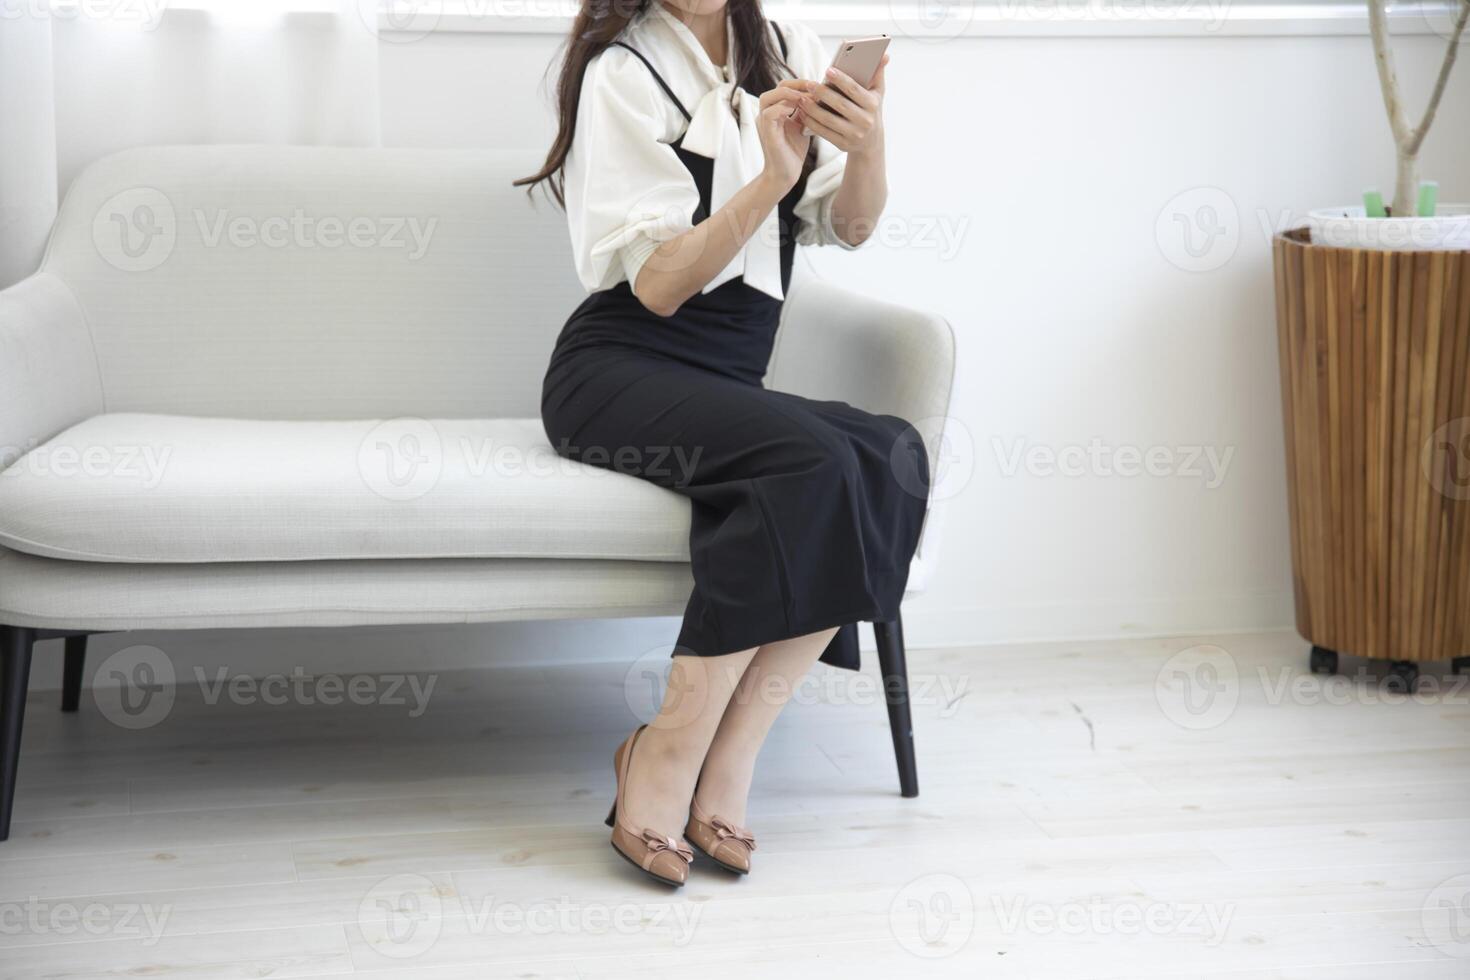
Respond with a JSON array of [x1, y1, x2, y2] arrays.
[[515, 0, 792, 208]]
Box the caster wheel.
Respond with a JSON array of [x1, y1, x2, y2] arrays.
[[1385, 660, 1419, 694], [1309, 646, 1338, 676], [1453, 656, 1470, 676]]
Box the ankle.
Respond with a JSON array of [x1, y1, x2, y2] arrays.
[[638, 724, 713, 774], [692, 756, 755, 824]]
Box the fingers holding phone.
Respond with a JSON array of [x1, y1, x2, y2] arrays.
[[790, 37, 889, 157]]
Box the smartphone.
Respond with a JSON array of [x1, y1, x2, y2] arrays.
[[789, 35, 891, 120], [829, 35, 890, 88]]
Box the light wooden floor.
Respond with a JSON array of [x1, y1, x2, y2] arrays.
[[2, 630, 1468, 978]]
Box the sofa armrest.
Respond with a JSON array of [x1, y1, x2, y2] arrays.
[[767, 278, 957, 592], [0, 273, 104, 468], [768, 277, 956, 437]]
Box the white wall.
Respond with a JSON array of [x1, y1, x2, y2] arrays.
[[29, 16, 1470, 686]]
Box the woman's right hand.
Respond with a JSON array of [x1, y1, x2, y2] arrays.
[[756, 86, 810, 194]]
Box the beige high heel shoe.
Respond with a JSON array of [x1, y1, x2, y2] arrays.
[[685, 797, 757, 875], [604, 725, 694, 887]]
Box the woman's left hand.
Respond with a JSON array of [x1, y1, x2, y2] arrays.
[[791, 55, 887, 159]]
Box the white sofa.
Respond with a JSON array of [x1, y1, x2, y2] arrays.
[[0, 146, 956, 840]]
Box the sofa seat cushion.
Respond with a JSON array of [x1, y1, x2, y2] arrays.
[[0, 414, 692, 564]]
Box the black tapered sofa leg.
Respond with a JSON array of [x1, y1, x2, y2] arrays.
[[2, 626, 36, 841], [874, 616, 919, 798], [61, 635, 88, 713]]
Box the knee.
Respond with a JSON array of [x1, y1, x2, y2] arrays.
[[787, 432, 861, 488]]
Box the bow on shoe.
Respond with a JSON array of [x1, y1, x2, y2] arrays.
[[711, 817, 757, 852], [641, 829, 694, 864]]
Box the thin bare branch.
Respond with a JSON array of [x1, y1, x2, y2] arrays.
[[1366, 0, 1412, 148], [1405, 0, 1470, 157]]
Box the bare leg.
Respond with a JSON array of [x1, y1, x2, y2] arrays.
[[693, 627, 840, 825], [621, 649, 757, 837]]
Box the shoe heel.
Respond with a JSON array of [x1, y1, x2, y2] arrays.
[[605, 802, 617, 828]]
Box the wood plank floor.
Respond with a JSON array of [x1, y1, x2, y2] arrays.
[[2, 630, 1468, 978]]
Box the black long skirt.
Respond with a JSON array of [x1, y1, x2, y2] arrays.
[[540, 283, 930, 667]]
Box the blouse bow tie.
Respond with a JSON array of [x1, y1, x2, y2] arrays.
[[680, 81, 785, 302]]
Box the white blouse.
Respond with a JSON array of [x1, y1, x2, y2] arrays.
[[563, 5, 859, 302]]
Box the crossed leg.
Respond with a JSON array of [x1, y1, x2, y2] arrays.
[[693, 627, 840, 825], [620, 627, 838, 837]]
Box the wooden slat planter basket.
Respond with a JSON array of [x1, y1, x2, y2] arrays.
[[1273, 228, 1470, 690]]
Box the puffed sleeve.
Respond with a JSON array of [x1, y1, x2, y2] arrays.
[[784, 22, 863, 250], [564, 47, 702, 292]]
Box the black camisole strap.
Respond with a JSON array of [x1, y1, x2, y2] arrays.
[[610, 21, 789, 124], [609, 41, 692, 122]]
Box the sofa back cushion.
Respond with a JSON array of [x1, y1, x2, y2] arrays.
[[44, 146, 585, 419]]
